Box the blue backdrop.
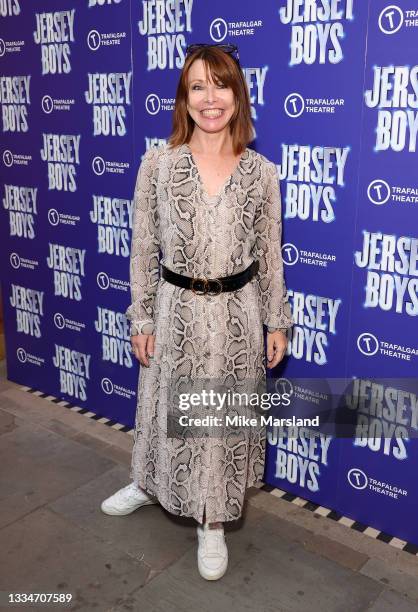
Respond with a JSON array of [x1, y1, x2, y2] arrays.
[[1, 1, 417, 545]]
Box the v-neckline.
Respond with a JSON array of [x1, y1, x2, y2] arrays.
[[184, 143, 247, 200]]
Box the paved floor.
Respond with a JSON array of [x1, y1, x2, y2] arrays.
[[0, 359, 418, 612]]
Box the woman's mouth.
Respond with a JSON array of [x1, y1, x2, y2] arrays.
[[200, 109, 224, 119]]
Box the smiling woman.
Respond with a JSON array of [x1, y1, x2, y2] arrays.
[[101, 43, 294, 583]]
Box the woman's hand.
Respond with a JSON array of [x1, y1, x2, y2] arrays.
[[266, 330, 288, 369], [131, 333, 155, 367]]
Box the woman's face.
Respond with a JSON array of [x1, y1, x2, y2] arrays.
[[186, 58, 235, 135]]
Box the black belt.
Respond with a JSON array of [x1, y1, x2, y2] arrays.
[[161, 260, 259, 295]]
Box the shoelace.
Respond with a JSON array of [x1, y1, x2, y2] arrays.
[[202, 528, 225, 556], [123, 484, 146, 501]]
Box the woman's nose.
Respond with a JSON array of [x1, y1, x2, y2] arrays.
[[204, 86, 217, 103]]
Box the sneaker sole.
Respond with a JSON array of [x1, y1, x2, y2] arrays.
[[100, 499, 158, 516], [198, 560, 228, 581]]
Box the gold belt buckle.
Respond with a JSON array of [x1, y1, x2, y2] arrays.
[[206, 278, 223, 295], [191, 277, 208, 295], [190, 276, 223, 295]]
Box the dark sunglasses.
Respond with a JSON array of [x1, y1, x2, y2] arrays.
[[185, 43, 240, 63]]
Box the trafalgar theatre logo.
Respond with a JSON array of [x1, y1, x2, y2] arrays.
[[9, 250, 39, 271], [16, 347, 44, 368], [267, 426, 332, 492], [367, 179, 418, 207], [138, 0, 193, 70], [10, 284, 44, 338], [378, 5, 418, 34], [285, 290, 341, 365], [279, 0, 354, 65], [356, 331, 418, 364], [364, 64, 418, 153], [284, 91, 345, 117], [40, 133, 81, 191], [209, 16, 263, 41], [0, 36, 25, 56], [279, 144, 349, 223], [85, 72, 132, 136], [96, 270, 129, 294], [348, 468, 408, 500], [46, 243, 86, 301], [0, 75, 31, 132], [101, 376, 135, 400], [2, 183, 38, 239], [33, 10, 75, 75], [94, 306, 133, 368], [90, 194, 133, 257], [53, 344, 91, 402], [41, 94, 75, 114], [354, 230, 418, 316], [282, 243, 337, 269]]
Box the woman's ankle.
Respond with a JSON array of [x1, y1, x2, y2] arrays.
[[206, 521, 223, 529]]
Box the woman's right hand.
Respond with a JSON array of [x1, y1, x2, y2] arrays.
[[131, 333, 155, 367]]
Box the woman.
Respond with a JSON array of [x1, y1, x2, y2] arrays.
[[101, 43, 294, 581]]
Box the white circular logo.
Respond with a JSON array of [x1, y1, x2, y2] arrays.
[[367, 179, 391, 205], [273, 377, 294, 397], [378, 5, 403, 34], [210, 18, 227, 42], [41, 95, 54, 114], [92, 156, 106, 176], [3, 150, 13, 167], [48, 209, 60, 226], [101, 377, 114, 395], [282, 243, 299, 266], [87, 29, 101, 51], [17, 347, 27, 363], [145, 94, 161, 116], [357, 332, 379, 356], [284, 93, 304, 118], [0, 39, 6, 57], [54, 313, 65, 329], [97, 271, 110, 290], [347, 468, 368, 490], [10, 252, 20, 269]]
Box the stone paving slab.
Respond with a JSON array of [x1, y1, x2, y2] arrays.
[[0, 420, 115, 530], [366, 587, 418, 612], [248, 488, 418, 579], [359, 556, 418, 603], [49, 464, 198, 575], [0, 506, 149, 612], [110, 510, 383, 612], [0, 388, 133, 451]]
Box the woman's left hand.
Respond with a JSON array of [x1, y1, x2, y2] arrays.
[[266, 330, 288, 369]]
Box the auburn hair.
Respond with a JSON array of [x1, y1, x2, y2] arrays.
[[167, 46, 255, 155]]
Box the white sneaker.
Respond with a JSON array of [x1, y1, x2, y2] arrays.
[[100, 482, 158, 516], [197, 522, 228, 580]]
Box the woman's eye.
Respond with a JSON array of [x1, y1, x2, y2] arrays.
[[191, 84, 227, 90]]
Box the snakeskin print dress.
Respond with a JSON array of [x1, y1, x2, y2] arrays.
[[126, 142, 293, 524]]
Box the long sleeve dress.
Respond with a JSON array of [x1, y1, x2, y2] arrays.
[[126, 142, 294, 524]]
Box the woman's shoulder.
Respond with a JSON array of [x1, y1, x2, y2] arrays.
[[248, 147, 275, 169], [141, 142, 185, 165]]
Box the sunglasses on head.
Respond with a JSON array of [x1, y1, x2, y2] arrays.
[[185, 43, 240, 64]]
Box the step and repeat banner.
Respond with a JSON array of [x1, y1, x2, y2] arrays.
[[1, 1, 417, 544]]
